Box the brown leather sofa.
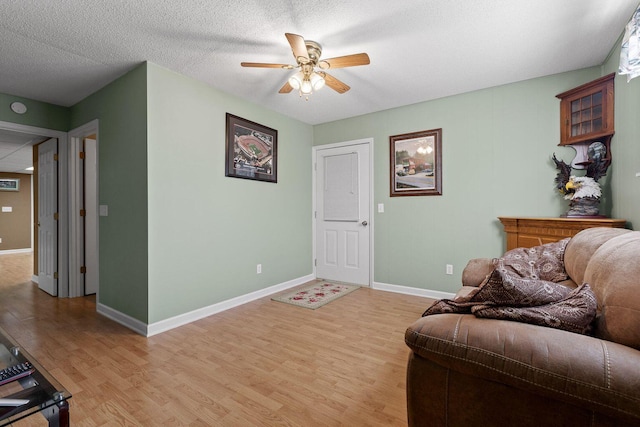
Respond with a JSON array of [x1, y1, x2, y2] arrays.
[[405, 227, 640, 427]]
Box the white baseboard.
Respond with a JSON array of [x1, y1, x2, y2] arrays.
[[98, 273, 316, 337], [0, 248, 32, 255], [97, 275, 453, 337], [97, 303, 148, 336], [372, 281, 456, 300]]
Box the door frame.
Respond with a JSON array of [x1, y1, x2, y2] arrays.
[[68, 120, 99, 298], [312, 138, 374, 286], [0, 120, 69, 297]]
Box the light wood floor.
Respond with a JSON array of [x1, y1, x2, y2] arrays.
[[0, 253, 433, 426]]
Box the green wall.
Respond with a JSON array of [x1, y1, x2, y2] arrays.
[[0, 93, 69, 131], [603, 37, 640, 229], [3, 61, 312, 327], [69, 63, 149, 322], [146, 63, 313, 323], [4, 29, 638, 326], [314, 68, 603, 293]]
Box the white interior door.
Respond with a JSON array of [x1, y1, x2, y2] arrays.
[[38, 138, 58, 296], [315, 141, 371, 286]]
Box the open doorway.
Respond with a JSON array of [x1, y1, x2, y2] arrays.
[[0, 128, 44, 257], [0, 119, 99, 299], [68, 120, 99, 297], [0, 120, 69, 297]]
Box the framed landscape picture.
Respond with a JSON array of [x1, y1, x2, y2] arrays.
[[390, 128, 442, 196], [0, 178, 20, 191], [225, 113, 278, 183]]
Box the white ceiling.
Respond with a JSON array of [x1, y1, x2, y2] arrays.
[[0, 128, 44, 174], [1, 0, 638, 172]]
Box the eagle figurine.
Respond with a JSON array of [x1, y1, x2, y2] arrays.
[[564, 176, 602, 201], [552, 151, 605, 217], [552, 154, 573, 195]]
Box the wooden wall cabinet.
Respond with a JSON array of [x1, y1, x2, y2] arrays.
[[498, 217, 627, 251], [556, 73, 615, 169], [556, 73, 615, 146]]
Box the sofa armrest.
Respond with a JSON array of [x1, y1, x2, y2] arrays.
[[461, 258, 494, 287], [405, 314, 640, 422]]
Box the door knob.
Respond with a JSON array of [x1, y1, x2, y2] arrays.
[[361, 221, 368, 226]]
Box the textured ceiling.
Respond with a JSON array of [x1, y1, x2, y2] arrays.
[[0, 128, 43, 174], [0, 0, 638, 172]]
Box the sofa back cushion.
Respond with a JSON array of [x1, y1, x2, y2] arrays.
[[583, 231, 640, 349], [564, 227, 631, 286]]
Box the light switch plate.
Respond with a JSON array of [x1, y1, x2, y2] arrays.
[[378, 203, 384, 213], [99, 205, 108, 216]]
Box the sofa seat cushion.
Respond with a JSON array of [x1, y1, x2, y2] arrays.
[[584, 231, 640, 349], [405, 314, 640, 423]]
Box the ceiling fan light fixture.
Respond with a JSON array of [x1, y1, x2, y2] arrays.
[[288, 71, 304, 90], [310, 72, 325, 91], [300, 78, 313, 95], [242, 33, 369, 98]]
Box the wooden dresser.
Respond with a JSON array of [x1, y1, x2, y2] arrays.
[[498, 217, 627, 251]]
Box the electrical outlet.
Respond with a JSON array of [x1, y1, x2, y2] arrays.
[[446, 264, 453, 275], [0, 237, 2, 243], [257, 264, 262, 274]]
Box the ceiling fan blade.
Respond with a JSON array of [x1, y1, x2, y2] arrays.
[[319, 53, 370, 69], [279, 81, 294, 93], [241, 62, 294, 69], [285, 33, 309, 63], [322, 73, 350, 94]]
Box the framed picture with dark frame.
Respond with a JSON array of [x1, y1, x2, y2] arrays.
[[390, 128, 442, 196], [0, 178, 20, 192], [225, 113, 278, 183]]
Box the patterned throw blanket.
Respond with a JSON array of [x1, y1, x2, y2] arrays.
[[423, 238, 597, 334]]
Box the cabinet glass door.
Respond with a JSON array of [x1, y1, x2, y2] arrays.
[[570, 91, 603, 137]]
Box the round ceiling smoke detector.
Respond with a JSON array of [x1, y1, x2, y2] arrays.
[[10, 102, 27, 114]]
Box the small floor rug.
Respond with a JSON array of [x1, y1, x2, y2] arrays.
[[271, 282, 360, 309]]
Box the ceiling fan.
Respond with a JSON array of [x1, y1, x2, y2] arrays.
[[241, 33, 370, 99]]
